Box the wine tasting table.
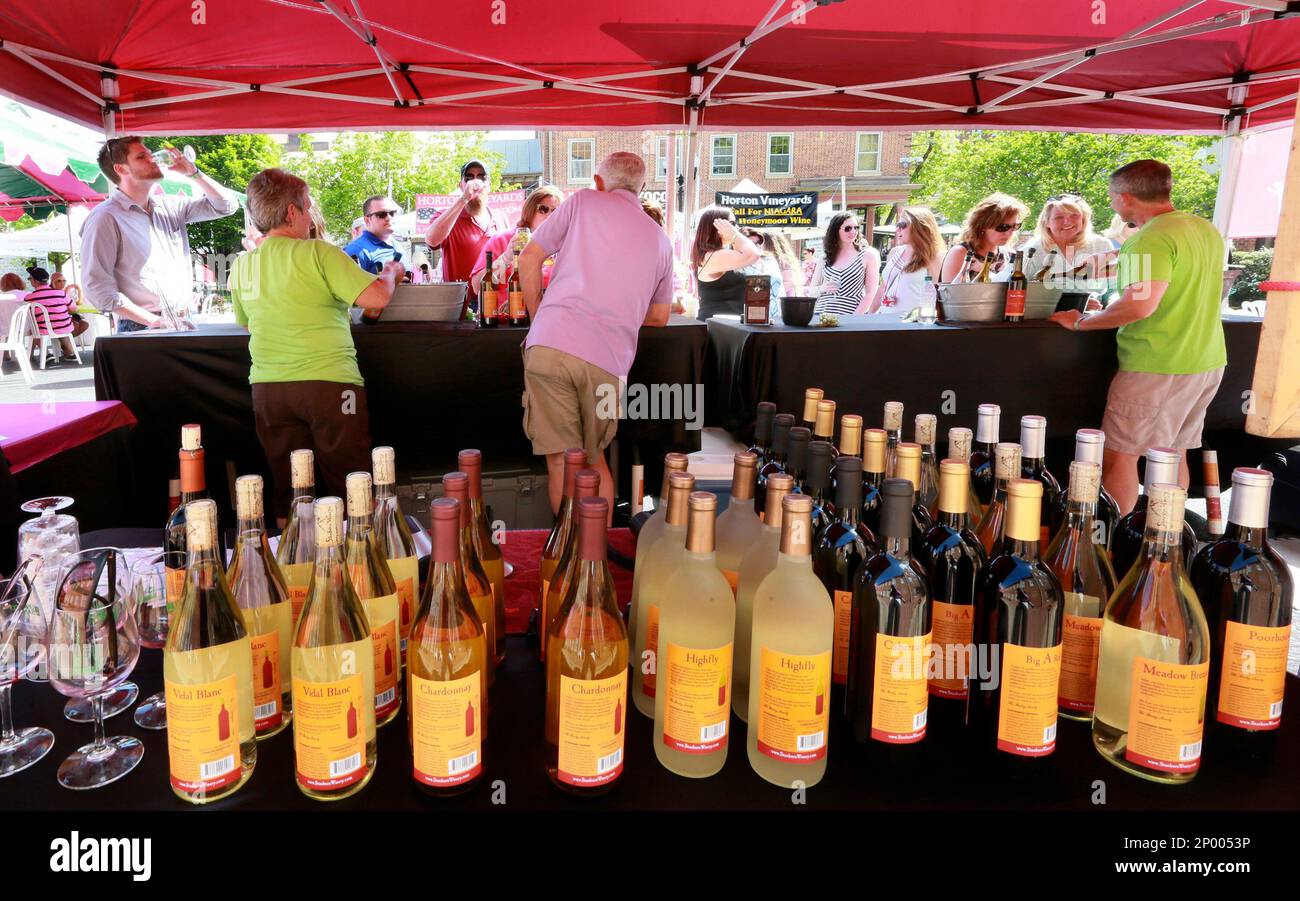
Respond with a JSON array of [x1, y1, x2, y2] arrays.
[[706, 314, 1289, 483], [92, 317, 707, 527]]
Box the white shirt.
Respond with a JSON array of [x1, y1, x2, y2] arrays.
[[877, 245, 933, 316], [1020, 234, 1113, 282]]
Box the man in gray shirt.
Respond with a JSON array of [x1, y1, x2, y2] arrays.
[[80, 137, 239, 332]]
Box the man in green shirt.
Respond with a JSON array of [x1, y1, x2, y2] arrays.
[[231, 168, 402, 520], [1051, 158, 1226, 513]]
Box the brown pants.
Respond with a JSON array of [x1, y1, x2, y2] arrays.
[[252, 380, 372, 520]]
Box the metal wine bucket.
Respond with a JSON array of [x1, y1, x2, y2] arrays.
[[936, 282, 1006, 322]]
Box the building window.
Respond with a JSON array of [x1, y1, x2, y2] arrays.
[[656, 136, 684, 181], [767, 134, 792, 176], [568, 139, 594, 183], [710, 134, 737, 177], [855, 132, 882, 175]]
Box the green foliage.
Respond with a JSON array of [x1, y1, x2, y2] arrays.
[[47, 251, 70, 272], [0, 214, 42, 232], [909, 131, 1221, 231], [1227, 248, 1274, 307], [283, 132, 507, 240]]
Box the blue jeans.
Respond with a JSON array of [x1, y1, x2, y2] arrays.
[[116, 318, 149, 333]]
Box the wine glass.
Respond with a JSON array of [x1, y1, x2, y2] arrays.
[[0, 560, 55, 777], [17, 497, 80, 685], [130, 555, 176, 730], [46, 548, 144, 789]]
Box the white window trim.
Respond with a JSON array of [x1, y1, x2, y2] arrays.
[[766, 133, 793, 178], [655, 135, 684, 183], [854, 131, 883, 176], [568, 138, 594, 184], [709, 133, 738, 178]]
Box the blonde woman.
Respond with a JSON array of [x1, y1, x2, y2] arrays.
[[870, 206, 944, 315], [1021, 194, 1114, 280], [940, 193, 1030, 283]]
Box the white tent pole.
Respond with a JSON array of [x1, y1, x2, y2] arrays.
[[1, 44, 103, 106], [665, 129, 678, 250], [66, 208, 80, 287]]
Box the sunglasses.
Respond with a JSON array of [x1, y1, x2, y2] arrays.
[[896, 220, 910, 230], [368, 210, 397, 219], [1048, 193, 1083, 202], [993, 222, 1021, 233], [841, 224, 860, 232], [464, 172, 486, 181], [536, 205, 555, 214]]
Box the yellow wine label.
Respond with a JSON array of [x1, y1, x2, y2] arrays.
[[387, 555, 419, 646], [756, 647, 831, 763], [248, 628, 283, 732], [282, 562, 313, 623], [642, 604, 660, 698], [293, 670, 369, 792], [1095, 620, 1182, 731], [871, 633, 930, 744], [165, 672, 242, 794], [558, 671, 627, 788], [411, 672, 483, 787], [833, 590, 852, 685], [1125, 657, 1210, 774], [1059, 605, 1103, 713], [996, 643, 1062, 757], [1217, 621, 1289, 730], [165, 566, 186, 616], [929, 601, 974, 699], [363, 593, 400, 719], [663, 642, 732, 754]]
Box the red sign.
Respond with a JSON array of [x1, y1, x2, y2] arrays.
[[415, 190, 526, 225]]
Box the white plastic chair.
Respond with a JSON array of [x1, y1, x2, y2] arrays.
[[0, 304, 36, 384], [26, 301, 82, 369]]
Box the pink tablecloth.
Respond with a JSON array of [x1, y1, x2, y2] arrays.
[[0, 400, 137, 473]]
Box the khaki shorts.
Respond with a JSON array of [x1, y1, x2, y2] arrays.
[[1102, 367, 1225, 456], [522, 345, 621, 459]]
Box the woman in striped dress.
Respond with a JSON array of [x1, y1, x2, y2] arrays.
[[810, 212, 880, 317]]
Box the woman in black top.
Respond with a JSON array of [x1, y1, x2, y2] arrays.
[[691, 206, 760, 320]]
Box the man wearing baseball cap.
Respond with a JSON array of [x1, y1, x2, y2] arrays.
[[423, 159, 511, 311], [24, 266, 83, 362]]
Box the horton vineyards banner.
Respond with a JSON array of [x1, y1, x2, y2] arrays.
[[714, 191, 818, 228]]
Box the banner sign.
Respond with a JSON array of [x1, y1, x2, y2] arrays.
[[415, 190, 526, 224], [714, 191, 818, 228]]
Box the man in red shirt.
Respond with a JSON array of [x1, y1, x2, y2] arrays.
[[423, 159, 511, 314]]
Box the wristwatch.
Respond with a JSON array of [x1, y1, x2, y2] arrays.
[[1073, 314, 1089, 331]]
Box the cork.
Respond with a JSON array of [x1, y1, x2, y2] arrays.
[[346, 471, 373, 518], [938, 460, 969, 515], [863, 429, 888, 474], [803, 387, 824, 423], [372, 446, 396, 486], [1074, 429, 1106, 466], [1229, 468, 1273, 530], [894, 443, 922, 490], [314, 497, 344, 547], [764, 473, 795, 529], [779, 494, 815, 556], [1019, 415, 1047, 460], [1068, 461, 1102, 505], [1146, 484, 1187, 534], [731, 453, 757, 501], [236, 474, 264, 519], [839, 415, 863, 456], [181, 424, 201, 451], [1005, 479, 1043, 543], [883, 401, 904, 432], [994, 443, 1022, 481], [976, 404, 1000, 444], [665, 471, 695, 526], [815, 399, 837, 437], [185, 498, 217, 551], [915, 413, 936, 447], [291, 449, 315, 489], [685, 492, 718, 553], [948, 427, 972, 462]]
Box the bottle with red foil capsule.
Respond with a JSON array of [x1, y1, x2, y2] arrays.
[[974, 443, 1022, 558], [371, 446, 419, 665], [292, 497, 377, 801], [276, 449, 317, 624], [442, 473, 497, 690], [540, 448, 589, 661], [715, 453, 762, 595], [164, 499, 257, 804], [459, 449, 506, 663], [546, 497, 628, 795], [1043, 462, 1116, 723], [408, 497, 487, 796], [344, 472, 401, 728], [1004, 250, 1027, 322], [1191, 468, 1294, 760], [1018, 415, 1061, 555], [227, 474, 294, 739], [1202, 450, 1226, 537]]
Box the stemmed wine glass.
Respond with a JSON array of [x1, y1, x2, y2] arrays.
[[0, 560, 55, 777], [46, 548, 144, 789], [130, 554, 176, 730], [17, 497, 79, 684]]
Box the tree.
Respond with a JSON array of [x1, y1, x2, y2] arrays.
[[910, 130, 1221, 231], [284, 132, 508, 240], [155, 133, 282, 255]]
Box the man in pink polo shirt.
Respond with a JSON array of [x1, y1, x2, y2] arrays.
[[517, 152, 674, 515]]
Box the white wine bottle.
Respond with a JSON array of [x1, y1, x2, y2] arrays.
[[974, 442, 1022, 558], [276, 449, 316, 623], [371, 447, 419, 660], [164, 498, 256, 804], [654, 492, 736, 778], [732, 473, 795, 722], [747, 494, 834, 788], [628, 453, 690, 646], [459, 449, 506, 664], [540, 448, 589, 662], [408, 498, 487, 796], [632, 471, 695, 718], [227, 475, 293, 739], [914, 414, 941, 519], [543, 470, 601, 655], [882, 401, 904, 478], [163, 424, 211, 617], [1094, 484, 1211, 784], [345, 472, 401, 728], [443, 472, 497, 688], [715, 453, 762, 594], [1019, 415, 1061, 554], [292, 497, 377, 801]]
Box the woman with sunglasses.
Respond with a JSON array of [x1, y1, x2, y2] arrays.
[[470, 185, 566, 297], [868, 206, 945, 316], [940, 193, 1030, 284], [1022, 194, 1115, 282], [810, 212, 881, 317], [691, 206, 761, 320]]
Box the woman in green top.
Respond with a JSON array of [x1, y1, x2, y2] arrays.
[[231, 168, 403, 522]]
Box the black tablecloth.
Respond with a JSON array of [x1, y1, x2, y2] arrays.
[[93, 318, 707, 527], [706, 314, 1291, 484]]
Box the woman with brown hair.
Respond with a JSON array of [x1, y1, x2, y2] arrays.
[[470, 184, 566, 295], [810, 211, 881, 317], [940, 193, 1030, 283], [870, 206, 945, 315], [691, 205, 760, 320]]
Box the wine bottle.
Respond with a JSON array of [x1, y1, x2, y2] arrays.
[[508, 255, 528, 327], [546, 497, 628, 794], [540, 447, 589, 662], [786, 426, 812, 493], [948, 426, 984, 527], [831, 414, 863, 493], [955, 248, 975, 283], [292, 497, 377, 801], [479, 251, 499, 328], [632, 470, 695, 718], [164, 498, 257, 804], [970, 479, 1064, 763], [1043, 461, 1117, 722], [1019, 415, 1061, 554], [372, 446, 419, 661], [628, 452, 689, 635], [815, 456, 876, 697], [1005, 250, 1027, 322], [1202, 450, 1226, 537], [974, 443, 1022, 557], [276, 448, 316, 623], [892, 442, 934, 548], [1049, 429, 1120, 551], [748, 402, 777, 471], [882, 401, 904, 478], [805, 440, 836, 540], [409, 497, 487, 795], [814, 399, 837, 444], [861, 428, 887, 539], [969, 403, 1000, 512], [802, 387, 824, 433], [716, 453, 762, 594], [654, 492, 736, 777], [543, 469, 601, 651], [848, 479, 931, 752], [755, 414, 795, 519], [345, 472, 401, 727], [733, 473, 795, 722], [459, 449, 506, 664], [164, 424, 210, 619], [747, 494, 834, 788], [1094, 485, 1210, 784], [1111, 447, 1197, 582], [442, 472, 497, 689], [227, 475, 293, 739], [1191, 468, 1294, 758], [917, 460, 986, 734], [914, 413, 940, 518], [1033, 249, 1058, 283], [975, 252, 994, 283]]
